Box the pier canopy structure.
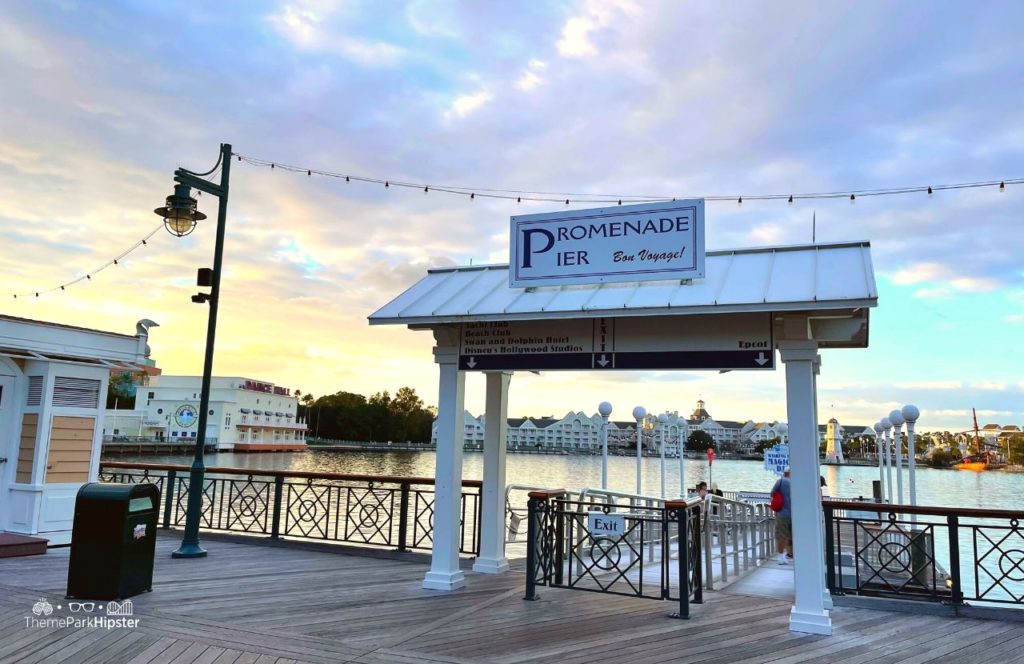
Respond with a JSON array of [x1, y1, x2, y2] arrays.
[[370, 240, 878, 635]]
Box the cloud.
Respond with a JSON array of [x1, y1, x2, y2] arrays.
[[515, 60, 548, 92], [1006, 314, 1024, 324], [892, 262, 945, 285], [556, 0, 638, 58], [894, 381, 963, 390], [970, 380, 1008, 391], [266, 2, 405, 66], [446, 88, 494, 120]]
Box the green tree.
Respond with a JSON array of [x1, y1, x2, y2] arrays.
[[106, 372, 137, 409], [1007, 434, 1024, 465], [686, 430, 715, 452]]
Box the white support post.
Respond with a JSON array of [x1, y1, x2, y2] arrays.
[[474, 371, 512, 574], [780, 343, 832, 635], [812, 357, 833, 611], [893, 421, 904, 505], [423, 343, 467, 591], [883, 425, 894, 503]]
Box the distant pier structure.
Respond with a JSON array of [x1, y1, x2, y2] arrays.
[[824, 417, 845, 464]]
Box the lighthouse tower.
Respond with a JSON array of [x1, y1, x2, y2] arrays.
[[824, 417, 845, 464]]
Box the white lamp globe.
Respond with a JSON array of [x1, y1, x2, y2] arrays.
[[881, 417, 892, 431], [598, 401, 613, 418], [901, 404, 920, 423], [657, 413, 669, 424], [776, 422, 788, 435], [632, 406, 647, 420], [889, 409, 905, 427], [873, 421, 883, 433]]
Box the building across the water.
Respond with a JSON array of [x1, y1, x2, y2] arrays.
[[434, 400, 790, 454], [104, 375, 308, 452]]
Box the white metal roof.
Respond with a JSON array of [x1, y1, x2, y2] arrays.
[[369, 240, 877, 326]]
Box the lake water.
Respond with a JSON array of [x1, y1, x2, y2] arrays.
[[108, 449, 1022, 511]]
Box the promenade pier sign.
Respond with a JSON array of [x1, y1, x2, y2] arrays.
[[458, 312, 773, 371], [510, 199, 705, 288]]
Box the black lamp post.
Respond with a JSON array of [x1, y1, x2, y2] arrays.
[[154, 143, 232, 558]]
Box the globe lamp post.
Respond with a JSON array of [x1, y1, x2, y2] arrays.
[[632, 406, 646, 495], [598, 401, 613, 490]]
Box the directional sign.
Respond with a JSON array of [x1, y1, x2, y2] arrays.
[[458, 313, 774, 371]]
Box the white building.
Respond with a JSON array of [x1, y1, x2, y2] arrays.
[[105, 376, 307, 451], [434, 403, 767, 457], [2, 315, 153, 545]]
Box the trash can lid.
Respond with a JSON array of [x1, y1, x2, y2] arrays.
[[77, 482, 160, 502]]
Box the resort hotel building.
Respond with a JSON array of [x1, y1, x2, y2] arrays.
[[103, 375, 307, 451]]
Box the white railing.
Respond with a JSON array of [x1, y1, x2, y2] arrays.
[[702, 494, 775, 590]]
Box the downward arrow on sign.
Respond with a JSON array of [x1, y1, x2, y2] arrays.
[[755, 352, 769, 366], [466, 357, 477, 369], [596, 354, 610, 367]]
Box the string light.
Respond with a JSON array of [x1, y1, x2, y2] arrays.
[[10, 224, 162, 301], [233, 152, 1021, 205]]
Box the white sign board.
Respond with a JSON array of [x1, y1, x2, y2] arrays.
[[764, 443, 790, 476], [587, 512, 626, 538], [510, 199, 705, 288], [459, 313, 773, 371]]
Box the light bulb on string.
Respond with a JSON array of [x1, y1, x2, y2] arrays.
[[737, 196, 743, 206], [1000, 181, 1005, 192], [927, 186, 933, 196], [788, 195, 793, 205], [849, 194, 856, 204]]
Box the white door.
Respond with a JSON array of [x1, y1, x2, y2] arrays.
[[0, 375, 15, 525]]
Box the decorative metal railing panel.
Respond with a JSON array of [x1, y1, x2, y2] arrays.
[[824, 501, 1024, 609], [525, 492, 703, 618], [99, 462, 481, 555]]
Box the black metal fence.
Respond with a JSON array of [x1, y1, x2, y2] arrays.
[[99, 462, 482, 555], [525, 490, 703, 618], [824, 501, 1024, 609]]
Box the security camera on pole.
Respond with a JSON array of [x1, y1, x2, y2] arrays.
[[598, 401, 613, 490], [889, 409, 906, 505], [658, 413, 669, 499], [633, 406, 646, 495]]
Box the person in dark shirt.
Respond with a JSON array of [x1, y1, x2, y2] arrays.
[[771, 468, 793, 564]]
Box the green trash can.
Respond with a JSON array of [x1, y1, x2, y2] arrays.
[[66, 482, 160, 600]]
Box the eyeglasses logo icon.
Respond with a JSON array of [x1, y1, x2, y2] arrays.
[[68, 602, 96, 613]]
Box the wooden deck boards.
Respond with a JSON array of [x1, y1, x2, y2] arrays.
[[0, 534, 1021, 663]]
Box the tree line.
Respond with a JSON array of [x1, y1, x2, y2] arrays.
[[297, 386, 436, 443]]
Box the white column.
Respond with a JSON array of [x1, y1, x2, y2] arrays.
[[874, 423, 884, 497], [902, 405, 920, 507], [812, 357, 833, 611], [474, 372, 512, 574], [881, 419, 894, 502], [780, 343, 832, 635], [423, 344, 467, 591], [892, 421, 904, 504], [677, 426, 687, 498]]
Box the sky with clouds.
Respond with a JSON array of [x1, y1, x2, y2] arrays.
[[1, 0, 1022, 432]]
